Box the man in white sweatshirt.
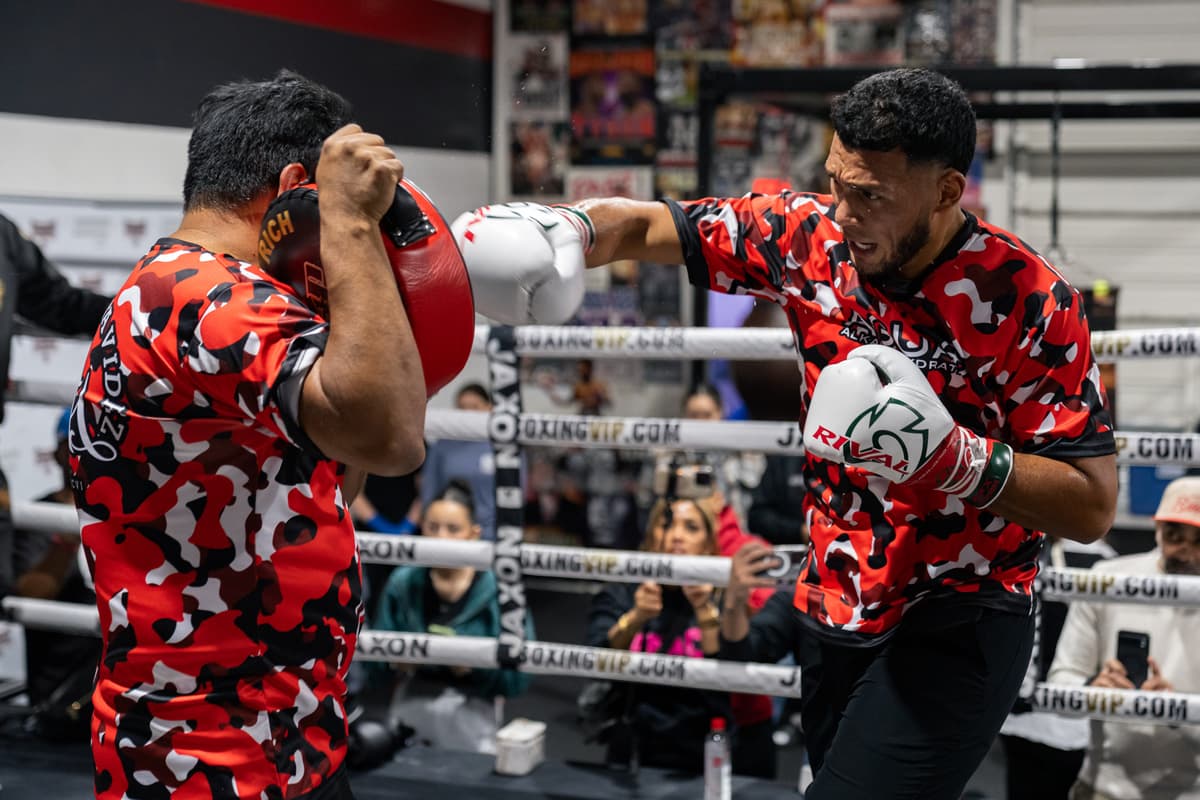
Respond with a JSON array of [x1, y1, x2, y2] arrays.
[[1048, 475, 1200, 800]]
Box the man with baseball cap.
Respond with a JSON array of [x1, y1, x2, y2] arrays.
[[1048, 475, 1200, 799]]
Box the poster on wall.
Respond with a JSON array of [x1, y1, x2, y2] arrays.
[[825, 2, 905, 67], [510, 33, 569, 119], [573, 0, 648, 36], [656, 109, 699, 199], [731, 0, 822, 66], [511, 120, 570, 199], [570, 46, 657, 165], [511, 0, 571, 32], [653, 0, 733, 53], [706, 102, 828, 197]]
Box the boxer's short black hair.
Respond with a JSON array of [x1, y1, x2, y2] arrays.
[[831, 68, 976, 174], [183, 69, 352, 212]]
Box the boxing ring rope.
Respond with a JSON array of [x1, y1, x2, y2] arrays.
[[7, 322, 1200, 734], [423, 410, 1200, 466], [3, 594, 1196, 727], [14, 500, 1200, 607], [466, 324, 1200, 363]]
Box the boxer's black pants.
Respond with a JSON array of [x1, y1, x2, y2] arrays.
[[802, 604, 1034, 800]]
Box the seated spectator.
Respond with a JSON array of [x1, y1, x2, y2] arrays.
[[999, 534, 1116, 800], [421, 383, 499, 540], [586, 496, 776, 777], [11, 409, 99, 740], [747, 453, 809, 546], [1048, 476, 1200, 799], [374, 480, 534, 754]]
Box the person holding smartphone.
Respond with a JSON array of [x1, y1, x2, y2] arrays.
[[1048, 475, 1200, 799]]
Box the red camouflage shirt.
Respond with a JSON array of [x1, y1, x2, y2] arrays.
[[70, 240, 361, 799], [668, 193, 1114, 642]]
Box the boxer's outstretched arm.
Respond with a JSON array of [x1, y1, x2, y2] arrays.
[[574, 198, 683, 268], [988, 453, 1117, 544]]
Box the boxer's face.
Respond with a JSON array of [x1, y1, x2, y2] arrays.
[[1158, 521, 1200, 575], [826, 135, 956, 282], [423, 499, 480, 541]]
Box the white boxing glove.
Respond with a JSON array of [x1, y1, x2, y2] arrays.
[[451, 202, 593, 325], [802, 344, 1013, 507]]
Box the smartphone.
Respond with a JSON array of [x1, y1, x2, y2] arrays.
[[1116, 630, 1150, 687]]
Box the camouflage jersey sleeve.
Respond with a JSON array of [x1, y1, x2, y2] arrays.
[[181, 277, 328, 452], [664, 191, 831, 301]]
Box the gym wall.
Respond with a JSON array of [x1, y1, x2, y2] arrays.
[[0, 0, 494, 501], [982, 0, 1200, 432]]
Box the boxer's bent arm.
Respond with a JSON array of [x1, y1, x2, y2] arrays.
[[300, 216, 426, 475], [576, 198, 683, 267], [986, 452, 1117, 543]]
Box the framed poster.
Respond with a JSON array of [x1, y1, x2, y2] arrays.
[[570, 47, 657, 164], [510, 33, 569, 119]]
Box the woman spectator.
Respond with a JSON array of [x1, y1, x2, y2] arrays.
[[586, 496, 776, 777], [374, 480, 534, 753]]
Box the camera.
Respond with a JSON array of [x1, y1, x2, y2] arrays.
[[653, 458, 715, 500]]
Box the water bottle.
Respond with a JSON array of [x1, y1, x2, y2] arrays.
[[704, 717, 731, 800]]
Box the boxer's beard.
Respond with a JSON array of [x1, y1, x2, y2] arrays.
[[863, 218, 931, 285]]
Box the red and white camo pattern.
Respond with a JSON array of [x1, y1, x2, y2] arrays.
[[670, 192, 1114, 640], [70, 239, 361, 799]]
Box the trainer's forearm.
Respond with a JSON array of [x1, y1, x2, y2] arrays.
[[986, 452, 1117, 543], [574, 197, 683, 267], [319, 215, 426, 458]]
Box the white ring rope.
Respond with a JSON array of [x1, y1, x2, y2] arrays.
[[5, 595, 1196, 724], [1031, 683, 1199, 727], [16, 502, 1200, 607], [468, 325, 1200, 364], [11, 385, 1198, 465], [1038, 568, 1200, 606], [425, 410, 1200, 465], [356, 630, 804, 698]]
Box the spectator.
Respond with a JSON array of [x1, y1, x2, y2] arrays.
[[747, 453, 809, 546], [11, 409, 99, 740], [586, 496, 776, 777], [374, 480, 534, 754], [0, 212, 110, 600], [421, 383, 498, 540], [1048, 476, 1200, 799], [998, 534, 1116, 800]]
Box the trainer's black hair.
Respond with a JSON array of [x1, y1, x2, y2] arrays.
[[183, 69, 352, 212], [456, 383, 491, 406], [432, 478, 476, 521], [830, 68, 976, 174]]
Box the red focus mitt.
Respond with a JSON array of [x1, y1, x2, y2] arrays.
[[258, 179, 475, 398]]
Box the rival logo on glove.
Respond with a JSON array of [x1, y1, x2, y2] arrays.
[[808, 397, 935, 475]]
